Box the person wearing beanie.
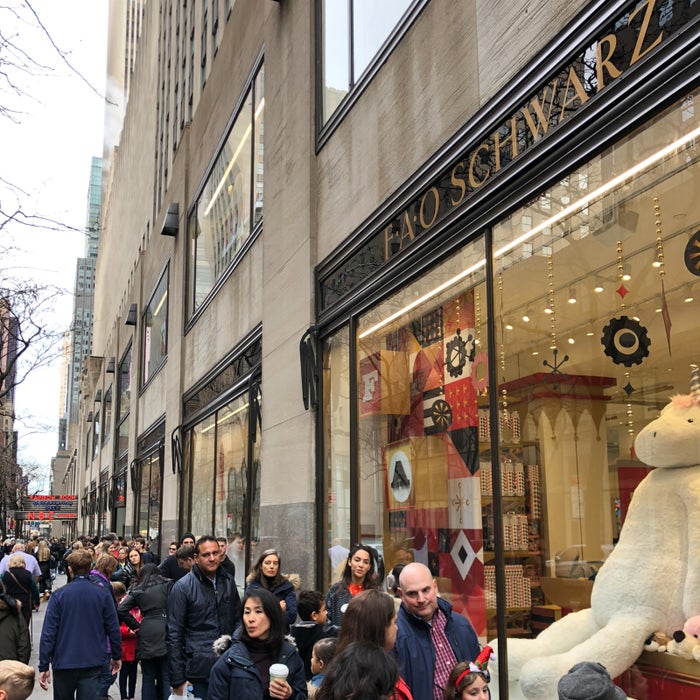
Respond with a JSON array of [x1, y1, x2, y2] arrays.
[[557, 662, 626, 700]]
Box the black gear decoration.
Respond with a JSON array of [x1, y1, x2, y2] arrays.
[[684, 230, 700, 276], [601, 316, 651, 367], [429, 399, 453, 432], [445, 329, 474, 378]]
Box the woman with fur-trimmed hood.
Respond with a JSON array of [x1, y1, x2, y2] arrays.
[[209, 588, 307, 700], [245, 549, 298, 629]]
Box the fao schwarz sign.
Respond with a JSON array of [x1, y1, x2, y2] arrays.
[[319, 0, 698, 311]]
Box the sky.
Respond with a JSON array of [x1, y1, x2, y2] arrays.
[[2, 1, 109, 490]]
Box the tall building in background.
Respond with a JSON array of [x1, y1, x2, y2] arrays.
[[0, 300, 19, 537], [67, 157, 102, 423]]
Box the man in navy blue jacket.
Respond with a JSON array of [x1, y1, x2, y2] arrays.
[[38, 549, 122, 700], [392, 562, 480, 700]]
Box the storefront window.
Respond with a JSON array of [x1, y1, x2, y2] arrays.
[[489, 91, 699, 640], [116, 345, 132, 460], [355, 235, 488, 632], [142, 265, 169, 385], [187, 63, 264, 318], [137, 449, 162, 549], [323, 327, 351, 582], [190, 415, 216, 536], [102, 385, 112, 446]]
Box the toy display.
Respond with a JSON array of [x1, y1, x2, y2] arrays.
[[490, 365, 700, 699]]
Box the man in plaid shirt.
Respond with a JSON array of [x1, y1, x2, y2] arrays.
[[392, 563, 480, 700]]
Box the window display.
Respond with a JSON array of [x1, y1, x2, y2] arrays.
[[324, 90, 699, 672]]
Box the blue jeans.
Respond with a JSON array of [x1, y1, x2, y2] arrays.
[[140, 656, 170, 700], [99, 653, 118, 697], [53, 666, 101, 700]]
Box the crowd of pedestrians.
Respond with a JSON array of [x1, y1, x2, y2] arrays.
[[0, 533, 622, 700]]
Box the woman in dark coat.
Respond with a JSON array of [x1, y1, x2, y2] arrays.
[[0, 580, 31, 663], [245, 548, 297, 628], [0, 554, 39, 629], [118, 563, 174, 700], [208, 588, 307, 700]]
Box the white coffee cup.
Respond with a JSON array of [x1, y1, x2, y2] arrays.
[[269, 663, 289, 683]]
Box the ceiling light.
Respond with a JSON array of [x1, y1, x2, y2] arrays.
[[505, 320, 514, 331], [522, 310, 532, 323], [568, 337, 575, 344], [568, 286, 577, 304], [684, 284, 694, 303], [593, 277, 604, 293], [622, 263, 632, 282]]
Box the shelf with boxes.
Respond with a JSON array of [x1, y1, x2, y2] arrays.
[[480, 444, 546, 637]]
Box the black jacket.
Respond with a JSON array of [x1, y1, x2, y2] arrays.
[[166, 564, 241, 686], [208, 630, 307, 700], [289, 621, 338, 680], [0, 594, 31, 663], [118, 578, 174, 659], [158, 555, 188, 581]]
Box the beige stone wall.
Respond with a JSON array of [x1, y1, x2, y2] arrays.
[[315, 0, 589, 261]]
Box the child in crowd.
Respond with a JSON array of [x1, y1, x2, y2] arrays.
[[443, 647, 494, 700], [112, 581, 141, 700], [290, 590, 339, 680], [308, 637, 338, 697], [0, 660, 35, 700]]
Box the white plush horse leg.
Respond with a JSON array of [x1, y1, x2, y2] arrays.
[[518, 614, 651, 699], [495, 608, 597, 677]]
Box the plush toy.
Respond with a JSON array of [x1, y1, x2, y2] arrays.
[[666, 616, 700, 661], [643, 631, 671, 653], [490, 365, 700, 699]]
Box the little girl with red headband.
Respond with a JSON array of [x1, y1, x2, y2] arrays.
[[443, 646, 494, 699]]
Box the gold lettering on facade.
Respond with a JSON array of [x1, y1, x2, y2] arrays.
[[468, 143, 491, 188], [522, 82, 559, 139], [629, 0, 663, 66], [559, 66, 589, 121], [494, 116, 519, 171], [384, 224, 398, 260], [595, 34, 622, 91], [400, 210, 415, 247], [419, 187, 441, 229], [450, 163, 467, 206]]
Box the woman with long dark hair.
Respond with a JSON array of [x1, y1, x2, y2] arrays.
[[118, 548, 144, 590], [334, 589, 411, 700], [325, 544, 379, 627], [208, 588, 306, 700], [315, 641, 399, 700], [118, 563, 173, 700], [245, 549, 297, 628]]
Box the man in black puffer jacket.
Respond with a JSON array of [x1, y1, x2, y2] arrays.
[[166, 535, 240, 700]]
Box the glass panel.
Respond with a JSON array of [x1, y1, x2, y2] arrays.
[[137, 459, 151, 539], [356, 235, 488, 635], [253, 67, 265, 229], [93, 412, 100, 459], [187, 64, 263, 318], [352, 0, 411, 80], [190, 415, 216, 537], [118, 346, 132, 421], [213, 395, 249, 592], [148, 452, 162, 553], [249, 384, 262, 570], [103, 386, 112, 446], [142, 267, 169, 384], [322, 0, 349, 123], [323, 327, 351, 584], [491, 92, 699, 643]]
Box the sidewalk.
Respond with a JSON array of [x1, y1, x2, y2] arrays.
[[27, 573, 142, 700]]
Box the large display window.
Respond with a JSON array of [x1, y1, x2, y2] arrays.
[[322, 89, 699, 662]]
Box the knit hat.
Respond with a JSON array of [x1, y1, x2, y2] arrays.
[[181, 532, 196, 543], [557, 662, 626, 700]]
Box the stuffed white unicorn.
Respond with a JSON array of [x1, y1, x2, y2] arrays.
[[490, 364, 700, 699]]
